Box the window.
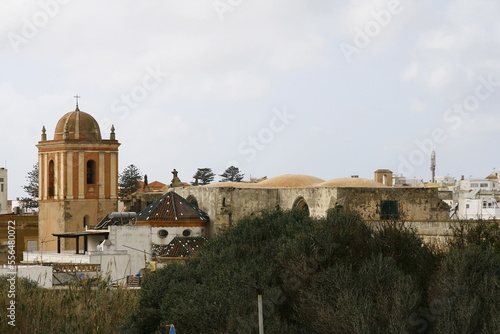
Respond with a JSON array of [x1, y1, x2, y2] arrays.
[[86, 160, 96, 184], [158, 229, 168, 238], [27, 240, 37, 251], [0, 178, 4, 182], [471, 183, 479, 188], [480, 183, 488, 188], [48, 160, 55, 197], [183, 229, 192, 237], [1, 183, 3, 192], [380, 200, 399, 220], [466, 204, 470, 209]]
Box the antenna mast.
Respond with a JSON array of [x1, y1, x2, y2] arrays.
[[430, 151, 436, 183]]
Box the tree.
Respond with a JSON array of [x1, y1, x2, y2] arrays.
[[219, 166, 244, 182], [118, 164, 142, 199], [20, 163, 39, 210], [192, 168, 215, 185]]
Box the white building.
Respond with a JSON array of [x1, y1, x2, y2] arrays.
[[0, 168, 7, 214], [448, 175, 500, 220], [23, 225, 152, 283]]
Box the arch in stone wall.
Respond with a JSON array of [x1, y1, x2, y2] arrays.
[[292, 196, 310, 216]]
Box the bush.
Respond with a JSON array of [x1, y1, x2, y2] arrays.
[[427, 246, 500, 334], [0, 276, 138, 333], [298, 256, 421, 334]]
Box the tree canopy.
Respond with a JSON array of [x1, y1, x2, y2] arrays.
[[219, 166, 244, 182], [192, 168, 215, 185], [121, 209, 500, 334], [20, 163, 39, 210], [118, 164, 142, 199]]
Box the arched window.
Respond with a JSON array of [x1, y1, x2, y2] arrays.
[[48, 160, 55, 197], [86, 160, 96, 184], [186, 195, 199, 208], [293, 196, 310, 216]]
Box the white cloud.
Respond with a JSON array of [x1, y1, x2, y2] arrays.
[[401, 62, 419, 81]]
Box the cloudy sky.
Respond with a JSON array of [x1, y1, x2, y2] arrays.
[[1, 0, 500, 199]]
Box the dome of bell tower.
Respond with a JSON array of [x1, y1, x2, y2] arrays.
[[54, 107, 102, 141]]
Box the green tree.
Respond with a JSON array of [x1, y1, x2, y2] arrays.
[[192, 168, 215, 185], [20, 163, 39, 210], [118, 164, 142, 199], [219, 166, 244, 182], [428, 247, 500, 334], [449, 220, 500, 253]]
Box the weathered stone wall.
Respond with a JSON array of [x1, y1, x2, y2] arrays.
[[175, 186, 450, 236], [337, 187, 449, 221]]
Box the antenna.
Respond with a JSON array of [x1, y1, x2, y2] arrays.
[[430, 151, 436, 183]]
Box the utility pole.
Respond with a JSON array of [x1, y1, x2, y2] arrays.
[[257, 288, 264, 334]]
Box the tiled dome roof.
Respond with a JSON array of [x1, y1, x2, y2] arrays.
[[54, 107, 101, 140]]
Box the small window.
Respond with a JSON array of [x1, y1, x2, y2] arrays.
[[0, 178, 4, 182], [182, 229, 192, 237], [380, 200, 399, 220], [466, 204, 470, 209], [158, 229, 168, 238], [86, 160, 96, 184], [27, 240, 37, 251], [1, 183, 3, 192]]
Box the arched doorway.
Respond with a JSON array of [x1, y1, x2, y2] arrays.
[[293, 196, 310, 216], [186, 195, 199, 208]]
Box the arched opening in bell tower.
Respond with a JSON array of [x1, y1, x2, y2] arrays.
[[86, 160, 96, 184], [48, 160, 55, 197]]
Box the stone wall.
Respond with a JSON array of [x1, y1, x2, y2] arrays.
[[175, 185, 450, 236]]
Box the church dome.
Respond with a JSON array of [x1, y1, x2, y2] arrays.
[[253, 174, 325, 188], [54, 108, 102, 141], [315, 177, 388, 188]]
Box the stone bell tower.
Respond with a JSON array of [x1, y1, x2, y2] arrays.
[[37, 102, 120, 251]]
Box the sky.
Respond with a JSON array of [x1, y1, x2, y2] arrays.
[[1, 0, 500, 199]]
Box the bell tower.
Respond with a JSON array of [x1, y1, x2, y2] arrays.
[[37, 103, 120, 251]]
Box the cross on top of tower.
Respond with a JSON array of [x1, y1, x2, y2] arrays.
[[73, 94, 81, 111]]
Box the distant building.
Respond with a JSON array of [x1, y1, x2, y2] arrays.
[[446, 175, 500, 220], [0, 168, 7, 214]]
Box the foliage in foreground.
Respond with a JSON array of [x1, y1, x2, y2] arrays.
[[0, 277, 138, 333], [123, 209, 497, 334]]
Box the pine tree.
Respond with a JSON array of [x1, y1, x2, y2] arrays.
[[192, 168, 215, 185], [219, 166, 244, 182], [118, 164, 143, 199], [20, 163, 39, 210]]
